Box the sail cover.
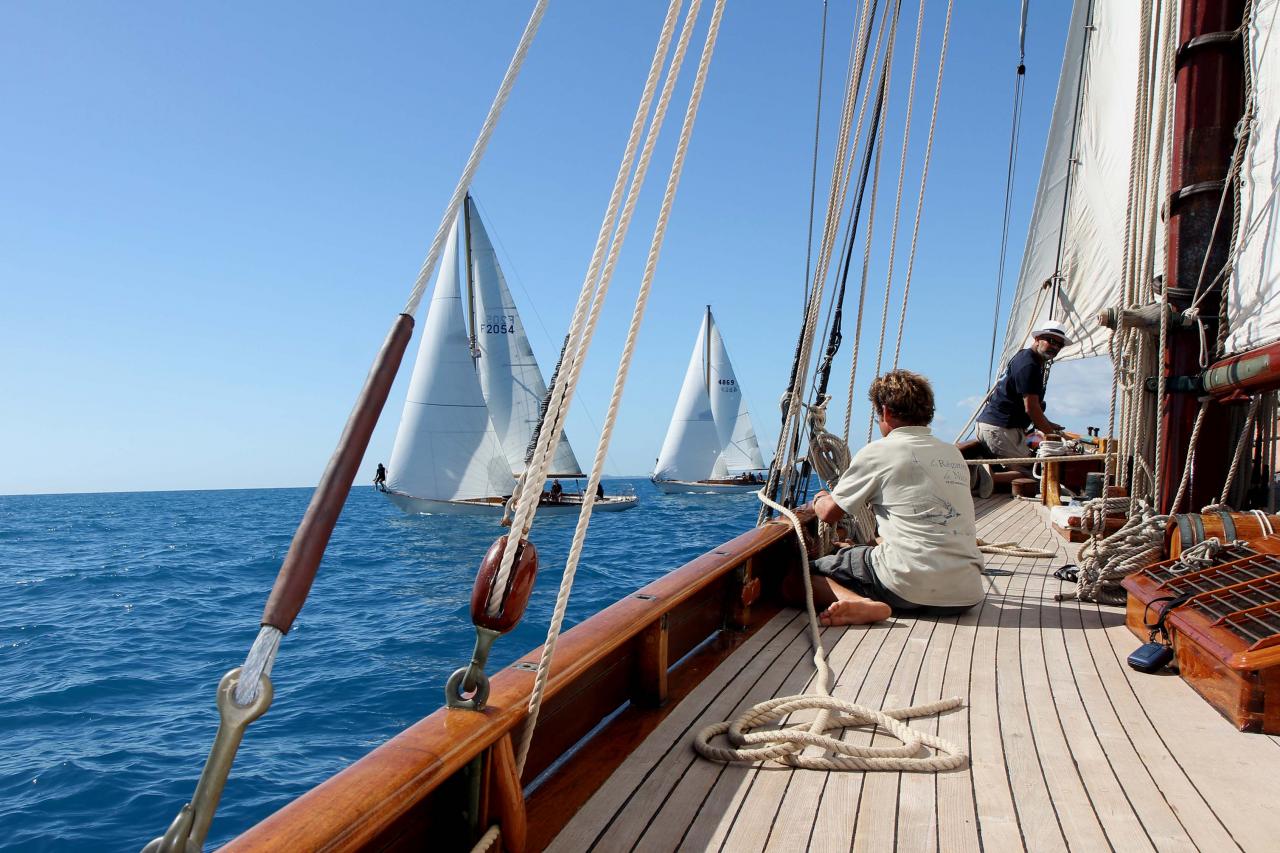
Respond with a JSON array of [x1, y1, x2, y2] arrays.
[[654, 317, 724, 481], [707, 315, 765, 472], [466, 199, 583, 477], [1226, 0, 1280, 354], [387, 220, 515, 501], [998, 0, 1137, 367]]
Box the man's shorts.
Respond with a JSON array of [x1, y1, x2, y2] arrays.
[[811, 545, 974, 617], [976, 422, 1028, 460]]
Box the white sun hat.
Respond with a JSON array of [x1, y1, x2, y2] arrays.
[[1031, 319, 1070, 345]]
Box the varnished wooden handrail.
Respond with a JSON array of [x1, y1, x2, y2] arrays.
[[222, 512, 809, 851]]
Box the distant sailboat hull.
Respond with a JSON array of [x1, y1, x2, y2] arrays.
[[651, 478, 760, 494], [385, 489, 638, 515]]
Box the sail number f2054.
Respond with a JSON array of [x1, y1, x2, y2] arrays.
[[482, 314, 517, 335]]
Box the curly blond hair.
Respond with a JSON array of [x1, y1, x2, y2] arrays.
[[868, 369, 935, 426]]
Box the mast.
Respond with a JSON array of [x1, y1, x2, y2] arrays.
[[463, 193, 479, 361], [704, 305, 712, 394], [1159, 0, 1245, 512]]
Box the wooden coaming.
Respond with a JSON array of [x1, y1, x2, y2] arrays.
[[222, 512, 811, 852]]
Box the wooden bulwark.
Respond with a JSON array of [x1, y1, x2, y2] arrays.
[[221, 513, 812, 852]]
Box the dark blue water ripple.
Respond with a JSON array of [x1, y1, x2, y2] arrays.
[[0, 481, 764, 851]]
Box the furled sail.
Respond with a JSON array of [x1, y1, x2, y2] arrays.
[[707, 315, 765, 473], [654, 317, 725, 482], [465, 197, 584, 477], [998, 0, 1138, 367], [386, 220, 516, 501], [1226, 0, 1280, 354]]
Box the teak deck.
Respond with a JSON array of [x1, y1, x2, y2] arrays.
[[549, 497, 1280, 852]]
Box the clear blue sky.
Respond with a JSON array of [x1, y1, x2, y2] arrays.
[[2, 1, 1107, 495]]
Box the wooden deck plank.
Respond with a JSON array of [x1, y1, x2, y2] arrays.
[[730, 619, 914, 852], [550, 497, 1280, 853], [1099, 611, 1280, 853], [547, 610, 807, 851]]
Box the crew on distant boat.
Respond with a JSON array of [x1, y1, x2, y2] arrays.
[[596, 481, 605, 500], [373, 463, 387, 492], [975, 319, 1068, 476], [798, 370, 985, 626], [549, 479, 563, 503]]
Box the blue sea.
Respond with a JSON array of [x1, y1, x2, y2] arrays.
[[0, 480, 768, 851]]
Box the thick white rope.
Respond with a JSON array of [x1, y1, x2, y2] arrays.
[[493, 0, 691, 610], [232, 4, 552, 708], [696, 489, 966, 772], [767, 0, 877, 508], [1059, 499, 1167, 605], [977, 539, 1056, 559], [515, 0, 727, 777], [402, 0, 549, 318], [891, 0, 954, 370]]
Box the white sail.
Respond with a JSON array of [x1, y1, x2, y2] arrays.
[[466, 197, 584, 477], [1226, 0, 1280, 354], [386, 220, 516, 502], [707, 315, 765, 472], [998, 0, 1137, 367], [654, 317, 724, 481]]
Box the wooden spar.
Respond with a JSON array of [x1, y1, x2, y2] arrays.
[[260, 313, 414, 633], [704, 304, 711, 394], [464, 193, 479, 360], [224, 511, 812, 851], [1159, 0, 1245, 512], [1202, 339, 1280, 399]]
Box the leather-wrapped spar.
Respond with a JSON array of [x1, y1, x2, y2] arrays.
[[261, 313, 415, 633]]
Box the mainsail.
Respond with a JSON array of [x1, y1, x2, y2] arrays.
[[386, 219, 516, 502], [466, 197, 583, 477], [1226, 0, 1280, 354], [997, 0, 1138, 367], [654, 308, 763, 481]]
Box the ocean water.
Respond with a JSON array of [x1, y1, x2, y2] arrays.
[[0, 480, 766, 851]]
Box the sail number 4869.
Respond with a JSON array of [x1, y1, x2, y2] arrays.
[[483, 314, 517, 334], [718, 378, 738, 392]]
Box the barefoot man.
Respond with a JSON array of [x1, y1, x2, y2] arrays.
[[804, 370, 985, 626]]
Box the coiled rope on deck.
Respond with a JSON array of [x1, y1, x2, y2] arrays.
[[693, 491, 967, 771]]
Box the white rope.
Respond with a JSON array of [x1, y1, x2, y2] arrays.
[[494, 0, 690, 592], [515, 0, 727, 777], [469, 825, 501, 853], [402, 0, 549, 317], [892, 0, 954, 370], [697, 489, 967, 772], [1058, 499, 1167, 605], [977, 539, 1056, 559]]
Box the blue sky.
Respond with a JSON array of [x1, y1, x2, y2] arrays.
[[1, 1, 1109, 495]]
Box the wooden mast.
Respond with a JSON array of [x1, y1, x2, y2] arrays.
[[1159, 0, 1245, 512]]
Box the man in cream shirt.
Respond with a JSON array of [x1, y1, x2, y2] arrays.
[[808, 370, 985, 625]]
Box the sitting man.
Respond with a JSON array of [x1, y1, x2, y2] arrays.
[[805, 369, 986, 625]]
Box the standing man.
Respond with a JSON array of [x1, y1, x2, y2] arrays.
[[373, 463, 387, 492], [976, 320, 1069, 475], [802, 370, 986, 625]]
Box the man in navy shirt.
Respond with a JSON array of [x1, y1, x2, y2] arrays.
[[976, 320, 1069, 476]]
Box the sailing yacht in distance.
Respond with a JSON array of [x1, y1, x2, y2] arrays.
[[652, 306, 767, 493], [384, 194, 637, 515]]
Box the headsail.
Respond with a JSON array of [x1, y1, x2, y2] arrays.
[[386, 219, 516, 501], [707, 313, 765, 472], [654, 316, 724, 481], [998, 0, 1138, 367], [465, 196, 584, 477], [1226, 0, 1280, 354]]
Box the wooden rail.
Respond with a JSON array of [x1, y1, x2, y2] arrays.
[[222, 511, 812, 852]]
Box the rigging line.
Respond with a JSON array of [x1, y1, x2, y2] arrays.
[[890, 0, 955, 370], [802, 1, 831, 314], [813, 0, 895, 404], [1047, 0, 1098, 321], [499, 0, 688, 553], [402, 0, 550, 318], [761, 0, 878, 521], [987, 9, 1029, 387], [515, 0, 729, 778], [876, 0, 928, 376]]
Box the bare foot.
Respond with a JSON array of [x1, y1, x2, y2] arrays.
[[819, 599, 892, 626]]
